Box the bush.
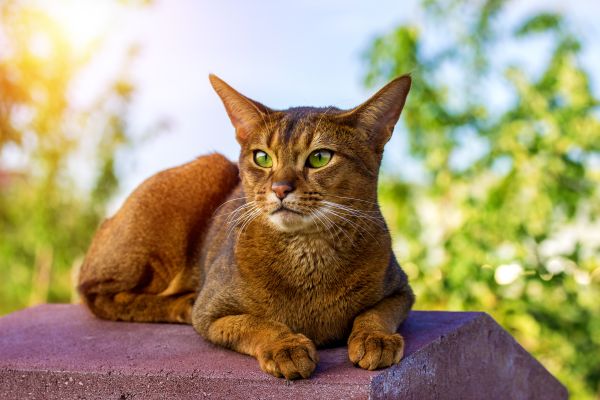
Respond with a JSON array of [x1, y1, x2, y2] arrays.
[[368, 1, 600, 398]]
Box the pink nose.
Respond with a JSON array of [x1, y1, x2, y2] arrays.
[[272, 181, 294, 200]]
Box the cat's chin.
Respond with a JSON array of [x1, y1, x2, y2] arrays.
[[268, 209, 314, 233]]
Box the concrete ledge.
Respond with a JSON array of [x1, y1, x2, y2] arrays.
[[0, 305, 566, 399]]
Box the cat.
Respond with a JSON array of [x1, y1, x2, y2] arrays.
[[78, 74, 415, 380]]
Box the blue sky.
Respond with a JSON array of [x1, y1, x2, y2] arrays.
[[41, 0, 600, 210]]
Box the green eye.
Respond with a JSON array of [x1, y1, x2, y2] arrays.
[[253, 150, 273, 168], [307, 149, 333, 168]]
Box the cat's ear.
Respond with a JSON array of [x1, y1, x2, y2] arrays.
[[209, 74, 272, 143], [343, 75, 411, 152]]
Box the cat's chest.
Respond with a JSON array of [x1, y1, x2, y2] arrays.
[[239, 233, 343, 283], [240, 235, 373, 345], [277, 236, 338, 277]]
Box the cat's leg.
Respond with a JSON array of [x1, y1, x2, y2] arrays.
[[194, 313, 318, 380], [85, 291, 196, 323], [79, 260, 199, 323], [347, 285, 415, 370]]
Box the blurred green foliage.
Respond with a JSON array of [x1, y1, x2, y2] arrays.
[[370, 1, 600, 398], [0, 1, 138, 314]]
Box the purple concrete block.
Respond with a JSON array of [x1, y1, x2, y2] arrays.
[[0, 305, 566, 399]]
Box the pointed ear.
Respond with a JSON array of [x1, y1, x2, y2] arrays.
[[344, 75, 411, 152], [209, 74, 272, 143]]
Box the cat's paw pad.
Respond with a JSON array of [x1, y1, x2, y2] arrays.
[[348, 330, 404, 370], [257, 333, 319, 380]]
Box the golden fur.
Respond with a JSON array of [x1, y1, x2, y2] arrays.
[[79, 74, 415, 380]]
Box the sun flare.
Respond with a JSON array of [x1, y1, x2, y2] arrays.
[[43, 0, 115, 51]]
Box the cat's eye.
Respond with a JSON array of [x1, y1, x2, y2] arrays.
[[253, 150, 273, 168], [306, 149, 333, 168]]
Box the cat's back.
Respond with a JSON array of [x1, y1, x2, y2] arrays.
[[80, 153, 239, 291], [78, 153, 240, 323]]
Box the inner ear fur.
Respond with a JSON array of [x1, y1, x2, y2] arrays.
[[339, 75, 411, 152], [209, 74, 272, 143]]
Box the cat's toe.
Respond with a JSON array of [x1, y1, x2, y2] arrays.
[[258, 333, 318, 380], [348, 330, 404, 370]]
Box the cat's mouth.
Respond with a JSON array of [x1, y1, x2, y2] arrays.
[[268, 204, 312, 232], [271, 205, 304, 216]]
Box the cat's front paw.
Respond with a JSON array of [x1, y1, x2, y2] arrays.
[[257, 333, 319, 380], [348, 330, 404, 370]]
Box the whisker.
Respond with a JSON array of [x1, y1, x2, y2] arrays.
[[313, 106, 332, 137], [217, 201, 256, 220], [326, 194, 379, 206], [226, 204, 258, 227], [289, 203, 344, 243], [236, 207, 262, 240], [321, 202, 386, 228], [222, 207, 255, 228], [225, 203, 260, 238], [321, 206, 381, 245], [310, 210, 342, 266], [308, 210, 332, 239], [322, 201, 383, 218], [322, 207, 368, 239], [317, 208, 357, 243], [213, 196, 250, 213]]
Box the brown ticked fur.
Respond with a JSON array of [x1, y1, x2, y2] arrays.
[[78, 155, 239, 323], [79, 74, 415, 380]]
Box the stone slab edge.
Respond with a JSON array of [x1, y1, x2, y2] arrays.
[[0, 369, 370, 400], [370, 313, 568, 400]]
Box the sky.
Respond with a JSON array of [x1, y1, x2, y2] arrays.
[[39, 0, 600, 211]]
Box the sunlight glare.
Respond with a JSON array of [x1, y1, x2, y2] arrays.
[[43, 0, 115, 51]]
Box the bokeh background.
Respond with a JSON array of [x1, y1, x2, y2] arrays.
[[1, 0, 599, 397]]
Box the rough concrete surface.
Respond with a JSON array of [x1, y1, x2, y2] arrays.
[[0, 305, 567, 399]]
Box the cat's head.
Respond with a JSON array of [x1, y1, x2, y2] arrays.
[[210, 74, 410, 233]]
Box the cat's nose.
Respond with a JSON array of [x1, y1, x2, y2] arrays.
[[271, 181, 295, 200]]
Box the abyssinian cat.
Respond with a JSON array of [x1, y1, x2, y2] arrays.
[[78, 74, 415, 380]]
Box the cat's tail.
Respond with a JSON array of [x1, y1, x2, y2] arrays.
[[78, 153, 240, 324]]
